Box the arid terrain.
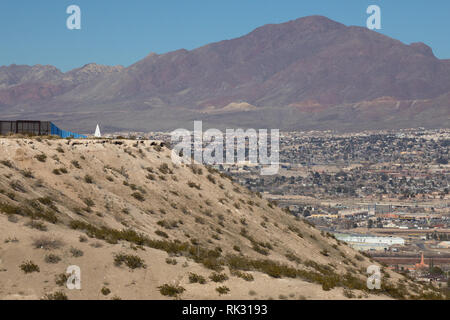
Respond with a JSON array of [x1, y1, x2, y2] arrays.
[[0, 137, 443, 300]]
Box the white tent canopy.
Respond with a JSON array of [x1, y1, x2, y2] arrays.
[[94, 124, 101, 138]]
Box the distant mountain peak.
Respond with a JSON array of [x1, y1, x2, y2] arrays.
[[0, 15, 449, 131], [409, 42, 435, 58]]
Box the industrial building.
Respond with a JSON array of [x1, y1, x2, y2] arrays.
[[333, 232, 405, 251], [0, 120, 86, 139]]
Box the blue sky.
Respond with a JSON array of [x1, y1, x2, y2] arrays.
[[1, 0, 449, 71]]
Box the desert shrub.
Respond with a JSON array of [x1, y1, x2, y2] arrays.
[[79, 235, 88, 243], [45, 254, 61, 264], [10, 180, 26, 192], [195, 216, 205, 225], [71, 160, 81, 169], [90, 241, 103, 248], [158, 163, 172, 175], [320, 249, 329, 257], [199, 257, 224, 272], [6, 192, 16, 200], [303, 219, 315, 228], [343, 288, 356, 298], [187, 181, 201, 190], [209, 272, 229, 283], [288, 225, 304, 238], [21, 169, 34, 178], [113, 253, 146, 269], [189, 165, 203, 175], [42, 291, 68, 300], [226, 255, 297, 279], [355, 254, 364, 262], [52, 168, 62, 175], [189, 273, 207, 284], [155, 230, 169, 238], [35, 154, 47, 162], [285, 252, 302, 264], [1, 202, 57, 223], [207, 174, 216, 184], [212, 234, 221, 241], [20, 260, 40, 273], [84, 175, 94, 184], [56, 146, 65, 153], [82, 198, 95, 208], [216, 286, 230, 295], [231, 270, 254, 281], [37, 196, 55, 207], [7, 215, 19, 223], [233, 245, 241, 252], [157, 220, 179, 229], [33, 236, 64, 250], [26, 220, 48, 231], [55, 273, 68, 286], [0, 160, 13, 168], [101, 287, 111, 296], [131, 192, 145, 202], [70, 247, 84, 257], [165, 258, 177, 265], [252, 243, 269, 256], [158, 284, 185, 297]]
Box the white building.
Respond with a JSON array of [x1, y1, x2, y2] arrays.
[[334, 233, 405, 251]]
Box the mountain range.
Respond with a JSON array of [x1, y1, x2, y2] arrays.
[[1, 15, 449, 133]]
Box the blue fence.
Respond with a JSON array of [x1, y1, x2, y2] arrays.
[[51, 123, 87, 139]]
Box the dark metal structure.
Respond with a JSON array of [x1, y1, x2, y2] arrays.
[[0, 120, 86, 138], [0, 120, 51, 136]]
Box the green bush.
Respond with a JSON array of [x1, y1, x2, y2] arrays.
[[33, 236, 63, 250], [55, 273, 68, 286], [209, 272, 229, 283], [187, 181, 201, 190], [231, 270, 254, 281], [26, 220, 48, 231], [71, 160, 81, 169], [113, 253, 146, 269], [216, 286, 230, 295], [158, 284, 185, 297], [84, 175, 94, 184], [42, 291, 68, 300], [70, 247, 84, 257], [0, 160, 13, 168], [35, 154, 47, 162], [165, 258, 177, 265], [20, 260, 40, 273], [101, 287, 111, 296], [189, 273, 207, 284], [45, 254, 61, 264], [155, 230, 169, 238], [131, 192, 145, 202]]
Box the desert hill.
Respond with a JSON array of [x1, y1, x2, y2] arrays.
[[0, 137, 441, 300]]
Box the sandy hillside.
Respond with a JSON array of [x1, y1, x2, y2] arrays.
[[0, 137, 441, 300]]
